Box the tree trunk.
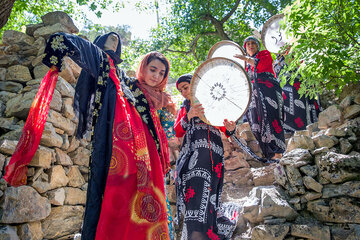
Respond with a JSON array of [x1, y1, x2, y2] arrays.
[[0, 0, 15, 30]]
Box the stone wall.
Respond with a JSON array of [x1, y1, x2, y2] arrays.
[[0, 11, 359, 240], [0, 12, 87, 239]]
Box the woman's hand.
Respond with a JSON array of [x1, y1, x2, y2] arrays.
[[187, 103, 204, 120], [223, 119, 236, 132], [234, 54, 247, 61]]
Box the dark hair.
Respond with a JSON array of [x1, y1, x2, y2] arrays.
[[146, 52, 170, 79]]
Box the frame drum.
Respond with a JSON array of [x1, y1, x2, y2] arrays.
[[207, 40, 246, 68], [190, 57, 251, 126]]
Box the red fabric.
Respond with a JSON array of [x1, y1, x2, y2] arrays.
[[246, 50, 276, 77], [95, 59, 169, 239], [3, 67, 59, 186]]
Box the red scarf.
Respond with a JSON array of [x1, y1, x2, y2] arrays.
[[3, 67, 59, 186]]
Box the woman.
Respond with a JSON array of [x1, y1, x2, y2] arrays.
[[235, 36, 285, 160], [174, 74, 240, 240], [273, 54, 322, 133], [6, 32, 173, 239]]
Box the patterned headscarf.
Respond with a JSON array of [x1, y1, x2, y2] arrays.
[[243, 36, 261, 55]]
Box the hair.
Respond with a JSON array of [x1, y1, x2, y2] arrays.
[[136, 51, 170, 91]]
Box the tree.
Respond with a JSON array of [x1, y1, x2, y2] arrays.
[[147, 0, 291, 77], [281, 0, 360, 97], [0, 0, 15, 29], [0, 0, 125, 36]]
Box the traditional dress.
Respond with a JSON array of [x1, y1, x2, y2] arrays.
[[174, 100, 239, 240], [245, 50, 286, 159], [273, 55, 322, 133], [41, 33, 170, 239]]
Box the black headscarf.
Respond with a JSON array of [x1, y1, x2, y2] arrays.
[[73, 32, 122, 139], [176, 74, 193, 113]]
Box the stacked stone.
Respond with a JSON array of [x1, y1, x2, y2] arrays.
[[231, 94, 360, 240], [0, 12, 88, 240]]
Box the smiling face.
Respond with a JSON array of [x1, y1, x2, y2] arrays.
[[104, 33, 119, 52], [177, 82, 191, 100], [143, 59, 166, 87], [245, 40, 259, 56]]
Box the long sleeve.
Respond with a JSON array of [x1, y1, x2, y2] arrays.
[[255, 50, 276, 76], [174, 107, 189, 138], [42, 32, 103, 78]]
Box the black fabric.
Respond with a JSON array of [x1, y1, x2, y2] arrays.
[[74, 32, 122, 139], [43, 32, 119, 240], [175, 115, 239, 239]]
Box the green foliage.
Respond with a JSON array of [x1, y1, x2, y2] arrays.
[[1, 0, 123, 36], [148, 0, 290, 78], [282, 0, 360, 97]]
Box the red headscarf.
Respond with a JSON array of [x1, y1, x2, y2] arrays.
[[136, 52, 176, 115]]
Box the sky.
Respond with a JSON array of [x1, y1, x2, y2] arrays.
[[76, 1, 159, 39]]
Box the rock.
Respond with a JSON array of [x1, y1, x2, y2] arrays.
[[0, 186, 51, 223], [41, 11, 79, 33], [224, 168, 253, 186], [312, 134, 336, 148], [49, 165, 69, 189], [280, 149, 313, 167], [56, 76, 75, 98], [242, 186, 298, 223], [251, 165, 276, 186], [318, 105, 342, 129], [68, 147, 90, 167], [64, 187, 86, 205], [290, 224, 330, 240], [0, 225, 19, 240], [294, 130, 310, 137], [28, 146, 53, 169], [0, 54, 21, 68], [225, 155, 249, 171], [49, 89, 63, 112], [307, 197, 360, 223], [251, 224, 289, 240], [33, 23, 74, 39], [0, 68, 6, 81], [31, 179, 51, 194], [340, 96, 354, 109], [331, 224, 360, 240], [343, 105, 360, 119], [26, 23, 45, 37], [286, 135, 315, 152], [18, 221, 43, 240], [0, 91, 16, 103], [2, 30, 35, 46], [316, 152, 360, 184], [285, 165, 305, 196], [67, 166, 85, 187], [0, 139, 17, 155], [325, 127, 347, 137], [299, 164, 318, 178], [5, 65, 32, 83], [0, 81, 23, 93], [304, 192, 322, 201], [5, 90, 36, 119], [0, 117, 21, 132], [62, 97, 76, 121], [40, 122, 63, 148], [47, 188, 65, 206], [274, 164, 287, 188], [306, 122, 320, 136], [47, 110, 76, 136], [303, 176, 323, 192], [41, 205, 84, 239], [55, 148, 72, 166], [340, 138, 353, 154], [33, 64, 50, 79], [67, 136, 80, 153], [322, 181, 360, 198]]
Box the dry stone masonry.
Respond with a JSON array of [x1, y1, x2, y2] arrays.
[[0, 11, 359, 240]]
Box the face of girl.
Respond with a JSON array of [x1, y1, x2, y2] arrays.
[[178, 82, 191, 100], [245, 40, 258, 56], [104, 33, 119, 52], [143, 59, 167, 87]]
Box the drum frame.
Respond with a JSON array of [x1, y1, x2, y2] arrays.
[[207, 40, 246, 69], [189, 57, 252, 126]]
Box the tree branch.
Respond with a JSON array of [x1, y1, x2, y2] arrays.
[[201, 14, 230, 40], [221, 0, 241, 24]]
